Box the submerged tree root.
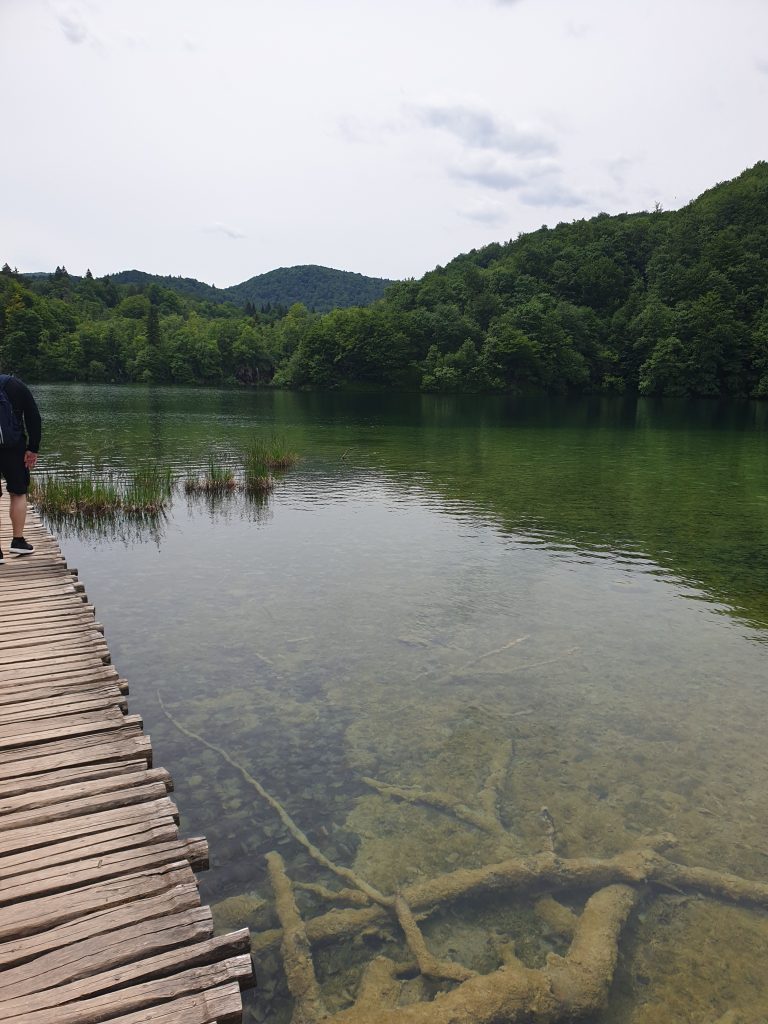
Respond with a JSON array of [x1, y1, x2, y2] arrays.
[[160, 697, 767, 1022]]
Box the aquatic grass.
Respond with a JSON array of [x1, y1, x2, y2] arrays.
[[31, 466, 174, 519], [249, 435, 299, 471], [31, 474, 123, 516], [123, 464, 174, 513], [184, 455, 238, 495], [242, 443, 275, 496]]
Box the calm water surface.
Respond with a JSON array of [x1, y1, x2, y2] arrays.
[[34, 385, 768, 1023]]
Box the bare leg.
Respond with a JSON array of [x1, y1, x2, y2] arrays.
[[9, 493, 26, 537]]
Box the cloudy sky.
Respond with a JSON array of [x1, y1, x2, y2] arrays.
[[2, 0, 767, 285]]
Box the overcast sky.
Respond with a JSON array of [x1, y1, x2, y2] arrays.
[[2, 0, 767, 286]]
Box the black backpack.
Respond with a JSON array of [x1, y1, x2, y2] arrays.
[[0, 374, 24, 448]]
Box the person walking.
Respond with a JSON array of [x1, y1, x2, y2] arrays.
[[0, 373, 41, 563]]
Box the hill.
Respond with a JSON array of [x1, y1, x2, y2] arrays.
[[224, 265, 394, 312], [109, 265, 394, 311], [275, 162, 768, 396], [2, 163, 767, 395]]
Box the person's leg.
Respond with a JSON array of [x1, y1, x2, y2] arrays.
[[7, 448, 33, 554], [9, 492, 26, 537]]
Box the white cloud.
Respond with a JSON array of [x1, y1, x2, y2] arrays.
[[458, 197, 509, 224], [57, 10, 88, 44], [417, 104, 557, 157], [203, 223, 247, 240], [520, 184, 587, 207]]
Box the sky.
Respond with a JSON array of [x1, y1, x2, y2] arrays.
[[2, 0, 767, 286]]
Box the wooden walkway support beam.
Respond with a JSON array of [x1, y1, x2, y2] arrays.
[[0, 499, 254, 1023]]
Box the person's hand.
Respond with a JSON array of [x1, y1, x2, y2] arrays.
[[24, 450, 38, 470]]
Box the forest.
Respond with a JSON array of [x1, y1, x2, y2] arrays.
[[2, 162, 767, 396]]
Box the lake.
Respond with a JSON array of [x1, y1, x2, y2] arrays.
[[32, 384, 768, 1023]]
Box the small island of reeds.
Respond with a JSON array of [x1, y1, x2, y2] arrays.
[[32, 465, 173, 518], [32, 438, 299, 527]]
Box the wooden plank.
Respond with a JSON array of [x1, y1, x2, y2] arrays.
[[0, 657, 112, 684], [0, 667, 121, 697], [0, 644, 110, 669], [0, 861, 196, 942], [0, 693, 127, 724], [0, 950, 253, 1024], [0, 623, 104, 645], [0, 907, 214, 1000], [0, 629, 108, 652], [0, 796, 178, 856], [94, 983, 243, 1024], [0, 759, 163, 799], [0, 619, 96, 639], [0, 607, 96, 627], [0, 710, 141, 752], [0, 730, 152, 780], [0, 837, 209, 905], [0, 882, 202, 969], [0, 629, 107, 653], [0, 765, 170, 816], [0, 681, 125, 709], [0, 581, 78, 599], [0, 788, 176, 847], [0, 818, 180, 879]]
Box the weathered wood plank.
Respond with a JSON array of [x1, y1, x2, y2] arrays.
[[0, 882, 202, 969], [0, 657, 113, 684], [0, 693, 128, 725], [0, 668, 122, 698], [100, 983, 244, 1024], [0, 836, 209, 905], [0, 727, 151, 779], [0, 862, 196, 942], [0, 758, 150, 798], [0, 950, 253, 1023], [0, 818, 180, 879], [0, 685, 125, 714], [0, 630, 107, 654], [0, 906, 214, 1000], [0, 796, 179, 856], [0, 765, 171, 816], [0, 616, 103, 637], [0, 710, 142, 752], [0, 644, 110, 670]]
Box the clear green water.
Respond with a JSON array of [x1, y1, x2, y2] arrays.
[[34, 385, 768, 1022]]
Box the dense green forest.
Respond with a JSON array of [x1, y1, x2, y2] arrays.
[[25, 265, 395, 313], [2, 163, 767, 394]]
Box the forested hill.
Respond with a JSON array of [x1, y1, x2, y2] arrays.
[[274, 162, 768, 396], [106, 265, 395, 312], [225, 266, 395, 312], [2, 163, 767, 394]]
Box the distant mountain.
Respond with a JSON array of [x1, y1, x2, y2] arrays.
[[108, 265, 395, 311], [108, 270, 222, 303], [224, 265, 395, 311]]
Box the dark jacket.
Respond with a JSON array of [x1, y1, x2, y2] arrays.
[[0, 376, 42, 453]]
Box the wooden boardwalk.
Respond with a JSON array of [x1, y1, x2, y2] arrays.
[[0, 498, 254, 1023]]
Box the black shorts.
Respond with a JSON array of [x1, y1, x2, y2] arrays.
[[0, 446, 30, 495]]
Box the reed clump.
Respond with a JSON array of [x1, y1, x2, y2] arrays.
[[184, 456, 238, 495], [124, 465, 174, 513], [32, 465, 173, 518], [253, 435, 299, 470], [242, 443, 275, 496]]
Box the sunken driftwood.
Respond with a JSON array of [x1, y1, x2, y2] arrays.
[[159, 695, 765, 1023]]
